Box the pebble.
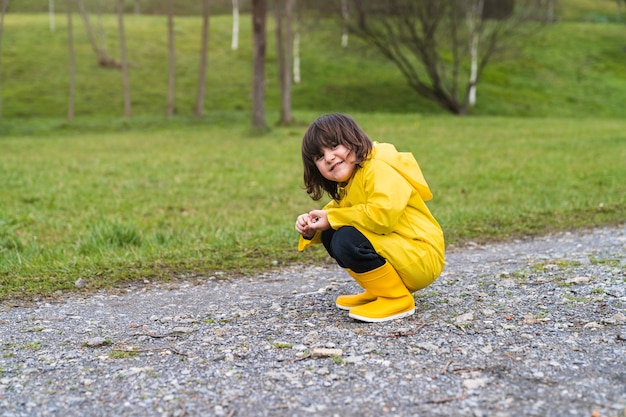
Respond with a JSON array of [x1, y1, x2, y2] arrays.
[[0, 224, 625, 416]]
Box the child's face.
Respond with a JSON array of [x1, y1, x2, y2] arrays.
[[314, 144, 357, 183]]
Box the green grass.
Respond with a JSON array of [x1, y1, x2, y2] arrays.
[[1, 112, 624, 301]]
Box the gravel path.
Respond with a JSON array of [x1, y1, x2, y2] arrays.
[[1, 224, 625, 417]]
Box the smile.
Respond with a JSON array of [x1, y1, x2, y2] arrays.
[[330, 161, 342, 171]]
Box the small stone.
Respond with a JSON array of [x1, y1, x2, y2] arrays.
[[171, 326, 194, 334], [84, 337, 109, 347], [455, 312, 475, 324], [565, 276, 590, 285], [611, 313, 626, 323], [311, 348, 343, 358], [463, 378, 487, 389]]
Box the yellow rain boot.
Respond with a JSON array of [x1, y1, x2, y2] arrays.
[[348, 263, 415, 323], [335, 269, 377, 311]]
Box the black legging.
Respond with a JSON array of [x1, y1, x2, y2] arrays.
[[321, 226, 386, 273]]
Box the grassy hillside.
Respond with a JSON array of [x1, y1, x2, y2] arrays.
[[1, 5, 625, 122]]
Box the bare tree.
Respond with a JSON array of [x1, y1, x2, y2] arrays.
[[166, 0, 175, 117], [195, 0, 210, 117], [231, 0, 239, 50], [77, 0, 118, 67], [0, 0, 10, 119], [95, 0, 111, 63], [117, 0, 131, 117], [275, 0, 295, 125], [347, 0, 546, 115], [251, 0, 267, 130], [67, 0, 75, 121]]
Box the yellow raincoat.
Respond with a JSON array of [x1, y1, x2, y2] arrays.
[[298, 142, 445, 291]]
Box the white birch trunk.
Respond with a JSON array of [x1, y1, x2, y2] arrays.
[[341, 0, 349, 47], [231, 0, 239, 50], [67, 0, 75, 121], [466, 0, 484, 107], [293, 31, 301, 84], [49, 0, 56, 32]]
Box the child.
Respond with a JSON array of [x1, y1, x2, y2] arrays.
[[295, 113, 445, 323]]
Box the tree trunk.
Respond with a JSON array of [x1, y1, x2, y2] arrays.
[[49, 0, 55, 32], [195, 0, 210, 117], [117, 0, 131, 117], [293, 28, 301, 84], [251, 0, 267, 131], [231, 0, 239, 50], [0, 0, 10, 119], [77, 0, 114, 67], [275, 0, 294, 125], [466, 0, 484, 107], [67, 0, 75, 121], [276, 0, 295, 125], [167, 0, 175, 117], [341, 0, 349, 47], [292, 0, 301, 84], [95, 0, 110, 64], [540, 0, 555, 22]]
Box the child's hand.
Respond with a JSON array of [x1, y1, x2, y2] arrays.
[[295, 213, 315, 239], [307, 210, 330, 232]]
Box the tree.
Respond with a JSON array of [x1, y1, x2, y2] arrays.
[[117, 0, 131, 117], [195, 0, 210, 118], [275, 0, 295, 125], [67, 0, 75, 121], [231, 0, 239, 50], [293, 5, 301, 84], [346, 0, 547, 115], [466, 0, 485, 107], [166, 0, 175, 117], [538, 0, 556, 22], [94, 0, 112, 65], [0, 0, 10, 119], [77, 0, 117, 67], [251, 0, 267, 130], [49, 0, 55, 32], [341, 0, 349, 47]]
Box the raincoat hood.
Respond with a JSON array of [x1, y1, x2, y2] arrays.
[[371, 142, 433, 201]]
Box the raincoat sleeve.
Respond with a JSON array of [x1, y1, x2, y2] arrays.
[[325, 160, 413, 235]]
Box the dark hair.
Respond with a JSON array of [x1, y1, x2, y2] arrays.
[[301, 113, 373, 201]]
